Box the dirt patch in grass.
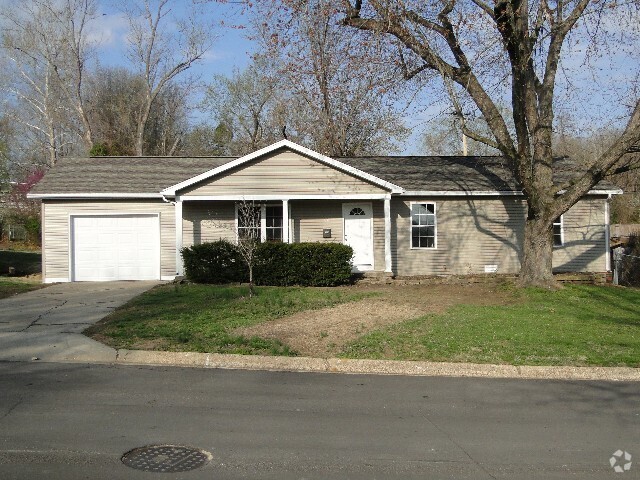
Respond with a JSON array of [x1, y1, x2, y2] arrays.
[[236, 283, 514, 357]]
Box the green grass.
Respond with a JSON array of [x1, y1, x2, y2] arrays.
[[341, 285, 640, 367], [85, 283, 371, 356], [0, 278, 46, 299], [0, 250, 41, 276]]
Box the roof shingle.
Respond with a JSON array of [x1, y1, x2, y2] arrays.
[[30, 154, 620, 195]]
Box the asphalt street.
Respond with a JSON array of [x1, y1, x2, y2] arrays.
[[0, 361, 638, 479]]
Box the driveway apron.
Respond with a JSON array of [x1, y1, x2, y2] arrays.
[[0, 281, 160, 362]]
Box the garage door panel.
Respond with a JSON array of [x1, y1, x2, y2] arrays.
[[72, 214, 160, 281]]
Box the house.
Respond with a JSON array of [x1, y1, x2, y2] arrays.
[[28, 140, 621, 283]]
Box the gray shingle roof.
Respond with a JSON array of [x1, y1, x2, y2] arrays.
[[31, 154, 620, 195], [339, 155, 620, 192], [339, 156, 519, 191], [30, 156, 234, 195]]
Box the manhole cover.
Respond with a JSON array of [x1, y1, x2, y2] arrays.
[[122, 445, 211, 473]]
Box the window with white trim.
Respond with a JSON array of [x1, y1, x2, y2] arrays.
[[237, 204, 261, 241], [553, 215, 564, 247], [265, 206, 283, 242], [236, 203, 284, 243], [411, 203, 437, 248]]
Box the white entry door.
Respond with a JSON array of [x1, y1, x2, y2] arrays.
[[72, 214, 160, 281], [343, 203, 374, 272]]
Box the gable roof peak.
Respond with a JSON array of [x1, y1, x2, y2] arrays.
[[161, 140, 404, 196]]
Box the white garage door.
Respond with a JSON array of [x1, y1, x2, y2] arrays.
[[72, 214, 160, 281]]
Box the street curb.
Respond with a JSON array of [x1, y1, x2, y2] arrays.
[[110, 349, 640, 381]]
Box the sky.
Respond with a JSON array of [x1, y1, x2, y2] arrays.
[[2, 0, 639, 156], [86, 1, 436, 154], [93, 1, 256, 83]]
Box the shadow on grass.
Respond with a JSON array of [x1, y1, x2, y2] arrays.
[[0, 250, 41, 276]]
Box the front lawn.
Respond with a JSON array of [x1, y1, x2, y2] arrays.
[[0, 278, 46, 299], [85, 283, 372, 355], [86, 282, 640, 366], [341, 284, 640, 367]]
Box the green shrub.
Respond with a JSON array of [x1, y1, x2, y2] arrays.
[[181, 240, 246, 284], [255, 242, 353, 287], [90, 142, 130, 156], [89, 143, 109, 156], [181, 240, 353, 286]]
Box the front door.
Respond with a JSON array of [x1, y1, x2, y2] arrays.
[[342, 203, 374, 272]]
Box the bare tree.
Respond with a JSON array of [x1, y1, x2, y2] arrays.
[[324, 0, 640, 286], [86, 67, 143, 155], [181, 122, 233, 156], [206, 199, 262, 297], [235, 200, 262, 297], [253, 0, 409, 156], [87, 66, 189, 156], [423, 113, 503, 156], [0, 116, 14, 188], [119, 0, 217, 156], [0, 0, 97, 166], [202, 57, 286, 155]]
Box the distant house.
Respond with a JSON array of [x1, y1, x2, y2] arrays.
[[28, 140, 621, 283]]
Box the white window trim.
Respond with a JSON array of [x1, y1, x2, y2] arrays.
[[553, 215, 564, 247], [410, 201, 438, 250], [235, 203, 284, 243]]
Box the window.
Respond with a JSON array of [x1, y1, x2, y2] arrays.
[[236, 203, 285, 243], [265, 206, 283, 242], [553, 216, 563, 247], [237, 204, 261, 241], [349, 207, 366, 216], [411, 203, 436, 248]]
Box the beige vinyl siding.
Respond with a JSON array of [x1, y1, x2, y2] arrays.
[[393, 196, 608, 276], [553, 197, 607, 272], [393, 197, 526, 276], [291, 201, 343, 243], [182, 200, 345, 245], [181, 149, 386, 196], [42, 200, 175, 280], [182, 202, 235, 246]]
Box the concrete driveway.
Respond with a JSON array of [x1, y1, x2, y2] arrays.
[[0, 281, 160, 363]]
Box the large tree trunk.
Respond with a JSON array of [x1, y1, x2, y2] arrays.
[[520, 216, 556, 287]]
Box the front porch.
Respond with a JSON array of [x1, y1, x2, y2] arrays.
[[174, 195, 393, 276]]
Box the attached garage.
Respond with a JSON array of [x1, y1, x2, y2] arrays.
[[71, 214, 160, 281]]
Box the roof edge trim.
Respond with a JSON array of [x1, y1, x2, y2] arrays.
[[401, 188, 623, 196], [27, 193, 164, 199], [400, 190, 523, 196]]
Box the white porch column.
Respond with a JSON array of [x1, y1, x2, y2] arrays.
[[175, 197, 184, 276], [282, 199, 290, 243], [384, 195, 392, 273]]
